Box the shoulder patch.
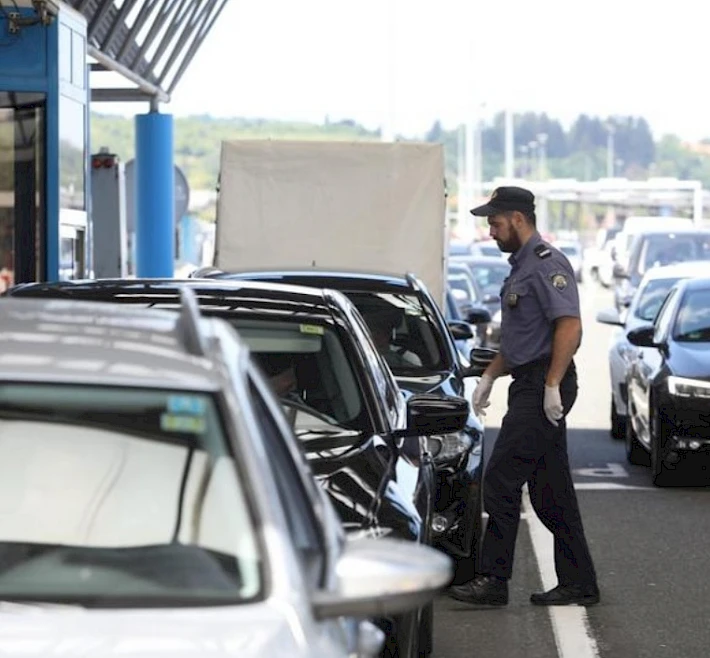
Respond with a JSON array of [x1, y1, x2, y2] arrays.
[[534, 243, 552, 259], [550, 272, 568, 290]]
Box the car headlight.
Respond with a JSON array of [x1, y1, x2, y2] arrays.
[[427, 433, 473, 462], [668, 376, 710, 399]]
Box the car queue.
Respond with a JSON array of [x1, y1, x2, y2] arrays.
[[1, 262, 497, 657]]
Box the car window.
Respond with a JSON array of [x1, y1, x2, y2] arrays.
[[639, 234, 710, 274], [0, 384, 262, 607], [633, 278, 680, 322], [653, 288, 679, 344], [232, 318, 367, 432], [347, 306, 402, 428], [467, 262, 511, 298], [345, 291, 447, 374], [248, 375, 327, 589], [673, 289, 710, 342]]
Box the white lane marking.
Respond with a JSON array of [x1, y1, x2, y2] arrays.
[[573, 463, 629, 478], [522, 484, 601, 658], [574, 482, 655, 491]]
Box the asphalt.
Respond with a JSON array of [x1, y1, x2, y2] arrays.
[[433, 279, 710, 658]]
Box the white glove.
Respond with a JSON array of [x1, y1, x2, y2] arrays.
[[543, 385, 564, 426], [472, 374, 494, 417]]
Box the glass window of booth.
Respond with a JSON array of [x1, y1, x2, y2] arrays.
[[0, 92, 46, 291]]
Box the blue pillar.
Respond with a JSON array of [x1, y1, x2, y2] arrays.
[[135, 111, 174, 277]]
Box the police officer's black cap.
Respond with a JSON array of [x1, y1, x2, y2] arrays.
[[470, 186, 536, 217]]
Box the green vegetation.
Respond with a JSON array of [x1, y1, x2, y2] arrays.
[[90, 111, 710, 212]]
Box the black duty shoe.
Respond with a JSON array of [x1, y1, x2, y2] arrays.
[[448, 575, 509, 606], [530, 583, 600, 606]]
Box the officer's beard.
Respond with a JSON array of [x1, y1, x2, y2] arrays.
[[496, 224, 523, 253]]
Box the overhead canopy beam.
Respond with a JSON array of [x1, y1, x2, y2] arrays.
[[67, 0, 228, 102]]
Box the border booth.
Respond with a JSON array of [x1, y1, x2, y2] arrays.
[[0, 1, 89, 292]]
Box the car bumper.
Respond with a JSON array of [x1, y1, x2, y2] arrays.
[[430, 439, 483, 559]]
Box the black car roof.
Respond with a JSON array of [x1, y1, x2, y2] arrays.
[[6, 278, 341, 324], [211, 269, 419, 293]]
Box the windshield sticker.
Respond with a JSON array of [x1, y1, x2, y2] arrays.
[[300, 324, 324, 335], [167, 395, 206, 416], [161, 413, 206, 434]]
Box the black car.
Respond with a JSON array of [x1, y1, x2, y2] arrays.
[[192, 268, 495, 583], [6, 278, 468, 657], [626, 276, 710, 486], [613, 227, 710, 311]]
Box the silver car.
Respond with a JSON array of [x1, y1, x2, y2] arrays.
[[0, 295, 452, 658]]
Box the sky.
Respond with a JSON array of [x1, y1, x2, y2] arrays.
[[95, 0, 710, 142]]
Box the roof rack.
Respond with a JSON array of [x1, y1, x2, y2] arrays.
[[177, 287, 207, 357]]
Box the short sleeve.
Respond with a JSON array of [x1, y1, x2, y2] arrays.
[[533, 257, 580, 321]]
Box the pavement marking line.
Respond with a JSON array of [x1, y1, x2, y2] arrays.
[[574, 481, 656, 491], [522, 484, 601, 658]]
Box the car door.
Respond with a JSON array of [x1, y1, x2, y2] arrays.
[[630, 288, 678, 443], [341, 299, 432, 544]]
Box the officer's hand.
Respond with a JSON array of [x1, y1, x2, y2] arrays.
[[473, 374, 494, 417], [543, 385, 564, 426]]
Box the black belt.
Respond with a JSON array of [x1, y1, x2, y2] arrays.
[[510, 356, 576, 379]]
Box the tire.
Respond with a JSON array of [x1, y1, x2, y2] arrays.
[[625, 414, 649, 466], [417, 602, 434, 655], [651, 407, 676, 487], [610, 396, 626, 441]]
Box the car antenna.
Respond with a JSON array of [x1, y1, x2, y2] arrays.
[[177, 287, 206, 357]]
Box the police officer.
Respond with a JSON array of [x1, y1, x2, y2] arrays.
[[450, 186, 599, 607]]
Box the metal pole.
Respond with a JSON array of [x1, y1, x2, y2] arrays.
[[693, 182, 703, 226], [504, 109, 514, 179], [606, 126, 615, 177]]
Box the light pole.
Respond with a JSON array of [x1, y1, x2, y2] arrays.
[[536, 132, 548, 180], [606, 123, 615, 177]]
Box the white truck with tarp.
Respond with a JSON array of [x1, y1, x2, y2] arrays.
[[213, 139, 449, 308]]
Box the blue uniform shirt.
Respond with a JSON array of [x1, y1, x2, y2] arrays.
[[499, 232, 581, 369]]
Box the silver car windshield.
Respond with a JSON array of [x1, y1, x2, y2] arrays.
[[0, 384, 262, 607]]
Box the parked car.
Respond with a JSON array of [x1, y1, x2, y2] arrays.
[[625, 276, 710, 486], [5, 278, 466, 656], [553, 240, 583, 282], [597, 261, 710, 440], [612, 227, 710, 311], [0, 294, 453, 658], [191, 267, 496, 585], [447, 261, 492, 342], [450, 255, 511, 349]]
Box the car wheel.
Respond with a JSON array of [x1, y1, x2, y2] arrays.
[[417, 602, 434, 655], [651, 407, 676, 487], [625, 414, 649, 466], [610, 396, 626, 441]]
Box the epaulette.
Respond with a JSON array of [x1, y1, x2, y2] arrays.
[[534, 243, 552, 259]]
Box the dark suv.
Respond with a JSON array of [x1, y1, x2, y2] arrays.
[[193, 267, 495, 583]]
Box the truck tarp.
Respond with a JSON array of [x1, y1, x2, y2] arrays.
[[215, 140, 448, 307]]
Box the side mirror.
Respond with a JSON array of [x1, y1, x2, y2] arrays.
[[626, 325, 656, 348], [311, 537, 452, 620], [447, 320, 474, 340], [464, 347, 498, 377], [397, 393, 469, 436], [466, 305, 492, 324], [596, 307, 624, 326]]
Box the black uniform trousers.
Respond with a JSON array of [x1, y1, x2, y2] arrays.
[[479, 359, 597, 586]]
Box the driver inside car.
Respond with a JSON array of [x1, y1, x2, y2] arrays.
[[367, 309, 422, 369]]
